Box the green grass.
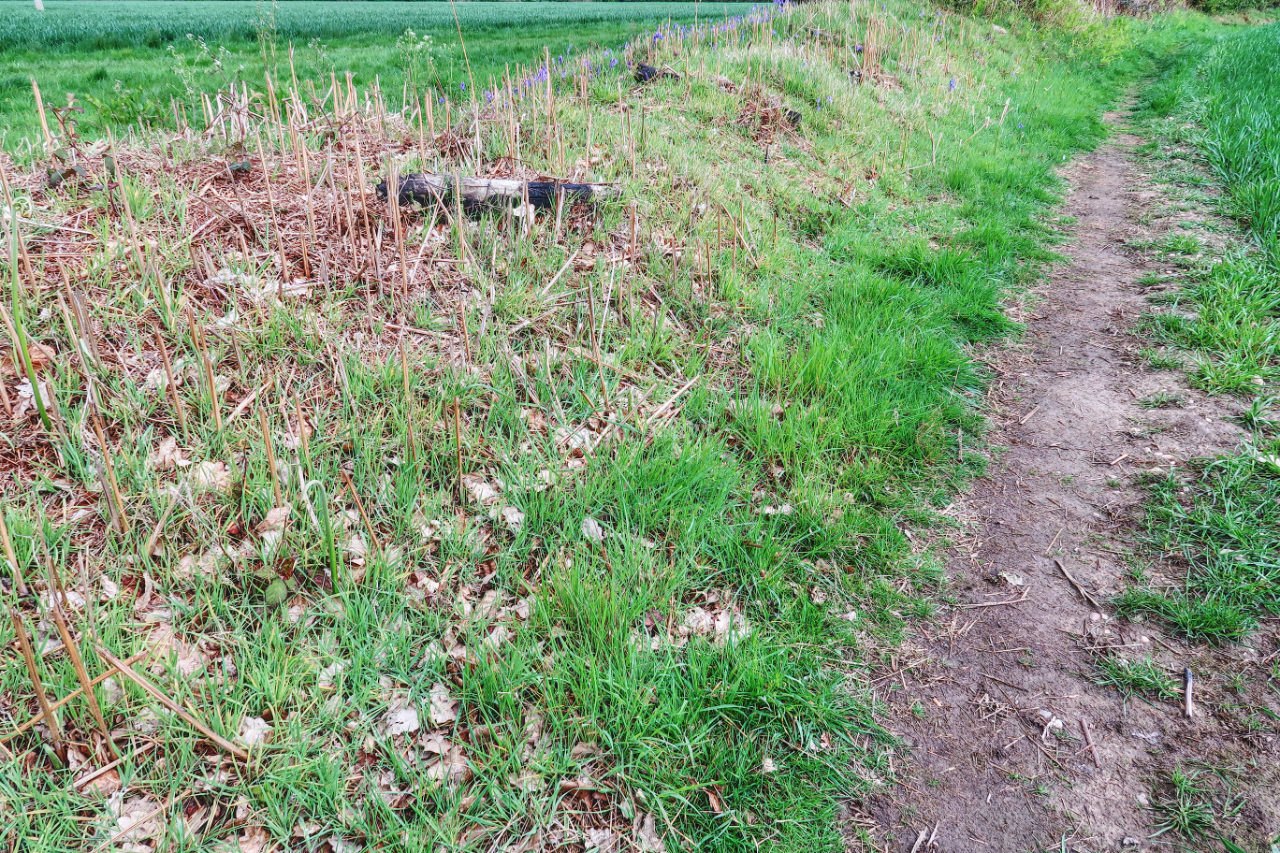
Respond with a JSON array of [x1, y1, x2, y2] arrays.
[[1121, 21, 1280, 644], [0, 1, 755, 145], [1094, 654, 1180, 700], [0, 1, 1215, 851], [1150, 766, 1220, 842], [1117, 440, 1280, 641], [2, 1, 757, 50], [1134, 22, 1280, 395]]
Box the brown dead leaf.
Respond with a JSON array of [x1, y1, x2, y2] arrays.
[[77, 766, 122, 797], [27, 341, 56, 371]]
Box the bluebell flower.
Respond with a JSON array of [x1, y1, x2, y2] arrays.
[[949, 78, 957, 90]]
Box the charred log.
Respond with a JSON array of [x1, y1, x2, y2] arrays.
[[634, 63, 679, 84], [377, 174, 620, 213]]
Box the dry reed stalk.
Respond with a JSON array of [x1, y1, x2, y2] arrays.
[[388, 160, 411, 301], [292, 391, 311, 470], [554, 186, 565, 243], [88, 405, 130, 534], [3, 649, 150, 742], [585, 277, 608, 402], [153, 331, 188, 436], [545, 47, 556, 160], [626, 106, 637, 178], [415, 93, 428, 167], [10, 608, 67, 764], [93, 645, 250, 762], [59, 267, 100, 370], [332, 155, 359, 270], [185, 307, 222, 431], [48, 600, 119, 759], [258, 406, 283, 506], [0, 512, 27, 596], [30, 78, 54, 155], [453, 397, 465, 504], [459, 299, 472, 363], [399, 339, 417, 463], [254, 138, 292, 291], [263, 70, 283, 147], [629, 202, 639, 263], [338, 469, 381, 555], [141, 493, 178, 560], [0, 162, 39, 306], [110, 150, 150, 281], [352, 136, 380, 283]]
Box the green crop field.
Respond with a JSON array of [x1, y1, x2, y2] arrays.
[[0, 1, 756, 145]]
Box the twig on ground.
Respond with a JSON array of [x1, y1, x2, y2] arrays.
[[1053, 558, 1101, 609], [1080, 718, 1101, 767]]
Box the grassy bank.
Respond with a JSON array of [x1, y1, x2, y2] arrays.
[[0, 1, 755, 146], [1, 2, 1172, 851], [1122, 22, 1280, 643]]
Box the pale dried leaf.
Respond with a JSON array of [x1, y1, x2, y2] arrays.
[[428, 681, 459, 726], [384, 706, 421, 737], [237, 716, 272, 747], [581, 516, 606, 543], [255, 505, 291, 535], [185, 460, 232, 494], [148, 436, 191, 472]]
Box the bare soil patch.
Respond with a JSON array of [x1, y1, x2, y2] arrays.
[[859, 119, 1280, 851]]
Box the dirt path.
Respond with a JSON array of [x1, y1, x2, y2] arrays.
[[859, 118, 1280, 851]]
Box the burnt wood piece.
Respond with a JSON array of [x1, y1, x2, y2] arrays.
[[634, 63, 679, 84], [377, 174, 620, 212]]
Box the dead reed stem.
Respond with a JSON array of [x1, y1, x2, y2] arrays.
[[0, 511, 28, 595], [93, 644, 250, 762], [88, 404, 130, 535], [48, 600, 120, 759], [154, 330, 188, 436], [10, 608, 67, 765], [258, 406, 283, 506]]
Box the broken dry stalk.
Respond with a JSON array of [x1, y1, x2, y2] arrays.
[[339, 469, 381, 554], [185, 306, 222, 431], [11, 608, 67, 765], [154, 330, 188, 436], [49, 602, 119, 759], [0, 512, 27, 595], [93, 644, 249, 762], [258, 406, 283, 506], [3, 649, 149, 742], [88, 404, 131, 535]]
